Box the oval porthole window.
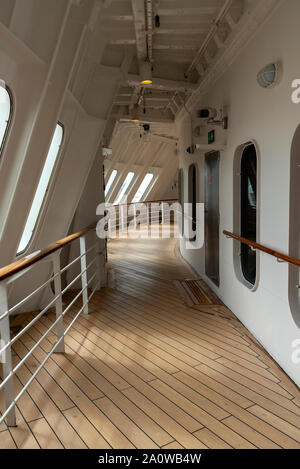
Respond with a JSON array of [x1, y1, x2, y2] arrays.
[[188, 164, 197, 240], [233, 141, 260, 290], [240, 144, 257, 286]]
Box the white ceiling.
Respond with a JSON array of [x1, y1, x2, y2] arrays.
[[98, 0, 247, 125]]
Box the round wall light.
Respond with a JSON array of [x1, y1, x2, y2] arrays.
[[257, 62, 282, 89]]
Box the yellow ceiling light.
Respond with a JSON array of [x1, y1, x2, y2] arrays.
[[131, 105, 140, 122], [140, 60, 152, 85]]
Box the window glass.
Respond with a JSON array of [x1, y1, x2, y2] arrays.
[[188, 164, 197, 237], [18, 123, 64, 254], [0, 82, 12, 155], [114, 172, 135, 205], [178, 169, 183, 207], [131, 173, 154, 203], [178, 169, 184, 236], [240, 144, 257, 285], [105, 169, 117, 197]]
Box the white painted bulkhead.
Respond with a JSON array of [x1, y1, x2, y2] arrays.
[[178, 0, 300, 386]]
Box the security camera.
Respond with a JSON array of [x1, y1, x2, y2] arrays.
[[102, 147, 112, 157], [197, 108, 217, 120], [186, 145, 196, 154], [197, 107, 228, 130]]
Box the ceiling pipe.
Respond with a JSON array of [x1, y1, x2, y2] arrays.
[[145, 0, 153, 62], [185, 0, 233, 77]]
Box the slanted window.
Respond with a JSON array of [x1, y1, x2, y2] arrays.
[[18, 123, 64, 254], [240, 144, 257, 285], [0, 82, 12, 157], [131, 173, 154, 203], [105, 169, 117, 197], [114, 172, 135, 205]]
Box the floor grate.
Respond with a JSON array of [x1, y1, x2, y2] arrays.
[[174, 278, 223, 306]]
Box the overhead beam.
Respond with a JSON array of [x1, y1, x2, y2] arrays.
[[151, 133, 179, 145], [156, 0, 229, 9], [109, 38, 136, 45], [120, 47, 135, 80], [115, 114, 174, 124], [131, 0, 147, 61], [146, 27, 226, 35], [153, 44, 198, 51], [158, 7, 224, 16], [185, 0, 233, 76], [126, 74, 197, 92], [100, 2, 134, 20], [145, 0, 153, 61], [182, 0, 282, 113], [114, 97, 172, 105], [117, 91, 176, 99]]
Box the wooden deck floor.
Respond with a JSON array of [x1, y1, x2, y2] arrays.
[[1, 227, 300, 449]]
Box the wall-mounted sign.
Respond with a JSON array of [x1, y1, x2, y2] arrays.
[[208, 129, 215, 144]]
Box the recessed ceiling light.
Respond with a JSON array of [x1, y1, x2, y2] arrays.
[[140, 61, 153, 85]]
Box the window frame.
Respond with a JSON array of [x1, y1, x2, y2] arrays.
[[0, 83, 13, 161], [233, 140, 260, 291], [113, 171, 135, 205], [131, 172, 154, 203], [289, 124, 300, 328], [188, 163, 198, 241], [17, 122, 65, 256], [178, 168, 184, 236], [105, 169, 118, 198]]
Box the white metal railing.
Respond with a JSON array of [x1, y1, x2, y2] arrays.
[[0, 225, 103, 427], [107, 199, 178, 232], [0, 201, 177, 427]]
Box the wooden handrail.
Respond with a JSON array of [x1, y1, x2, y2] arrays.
[[0, 199, 179, 282], [0, 224, 96, 282], [223, 230, 300, 268]]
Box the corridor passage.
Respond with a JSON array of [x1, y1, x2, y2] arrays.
[[1, 226, 300, 449]]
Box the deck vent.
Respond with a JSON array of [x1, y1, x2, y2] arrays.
[[174, 278, 222, 307]]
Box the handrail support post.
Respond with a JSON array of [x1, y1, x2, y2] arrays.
[[0, 283, 16, 427], [80, 235, 89, 315], [52, 251, 65, 353], [95, 232, 104, 291]]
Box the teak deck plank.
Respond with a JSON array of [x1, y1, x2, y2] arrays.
[[1, 225, 299, 449]]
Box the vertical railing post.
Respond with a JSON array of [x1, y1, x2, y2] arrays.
[[94, 231, 103, 291], [80, 235, 89, 315], [162, 202, 167, 224], [0, 283, 16, 427], [148, 203, 151, 226], [120, 205, 124, 234], [52, 251, 65, 353], [133, 204, 137, 229]]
